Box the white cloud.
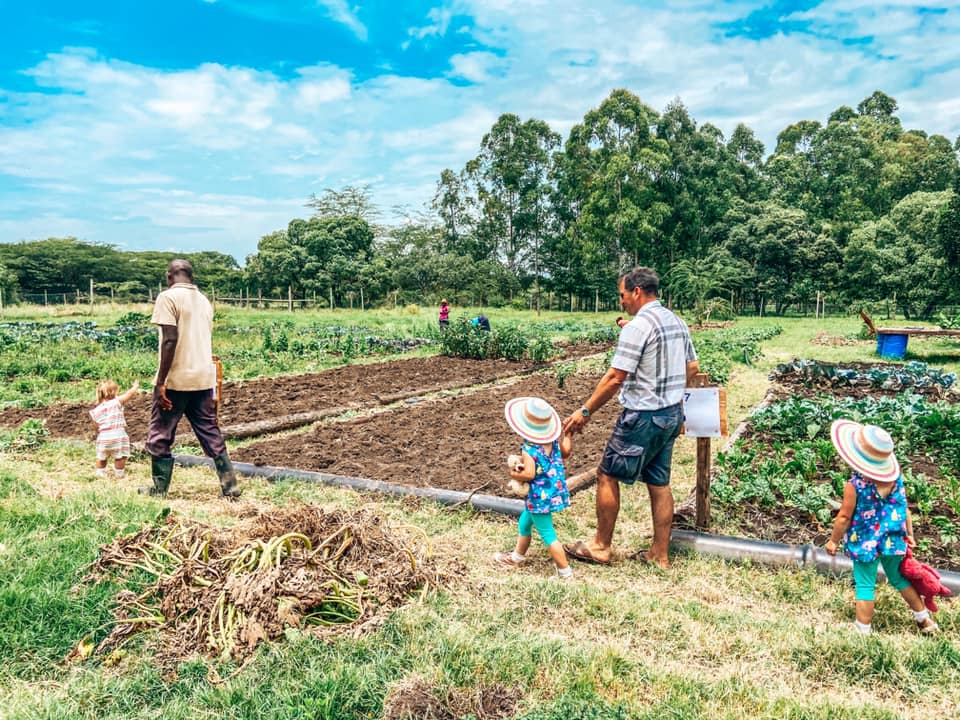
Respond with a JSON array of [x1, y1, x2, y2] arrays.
[[316, 0, 368, 40], [408, 6, 455, 39], [447, 51, 504, 83], [2, 1, 958, 262]]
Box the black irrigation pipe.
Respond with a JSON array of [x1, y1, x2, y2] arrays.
[[174, 454, 525, 516], [175, 453, 960, 594], [670, 529, 960, 594]]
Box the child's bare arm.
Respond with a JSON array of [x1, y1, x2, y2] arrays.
[[905, 507, 916, 547], [508, 452, 536, 481], [118, 380, 140, 405], [559, 432, 573, 458], [826, 482, 857, 554]]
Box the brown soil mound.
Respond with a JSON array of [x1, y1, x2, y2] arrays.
[[383, 675, 518, 720], [233, 373, 613, 497], [79, 505, 460, 669]]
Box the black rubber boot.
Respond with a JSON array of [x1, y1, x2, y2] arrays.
[[138, 456, 174, 497], [213, 452, 241, 498]]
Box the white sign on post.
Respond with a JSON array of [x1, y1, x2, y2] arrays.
[[683, 387, 721, 438]]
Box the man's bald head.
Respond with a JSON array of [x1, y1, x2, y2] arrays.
[[166, 259, 194, 286]]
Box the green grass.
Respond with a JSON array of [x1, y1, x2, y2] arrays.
[[2, 310, 960, 718]]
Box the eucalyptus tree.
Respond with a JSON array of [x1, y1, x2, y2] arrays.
[[564, 89, 671, 275], [766, 120, 824, 220], [463, 113, 560, 306]]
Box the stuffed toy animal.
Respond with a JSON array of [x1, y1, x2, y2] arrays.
[[506, 454, 528, 498], [899, 546, 952, 612]]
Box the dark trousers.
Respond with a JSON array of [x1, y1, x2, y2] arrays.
[[146, 388, 226, 459]]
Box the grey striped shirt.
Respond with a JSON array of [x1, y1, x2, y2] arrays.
[[611, 300, 697, 410]]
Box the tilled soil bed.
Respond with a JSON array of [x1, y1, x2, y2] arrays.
[[233, 373, 614, 497], [0, 346, 606, 442]]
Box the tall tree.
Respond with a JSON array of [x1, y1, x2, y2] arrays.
[[565, 89, 670, 279]]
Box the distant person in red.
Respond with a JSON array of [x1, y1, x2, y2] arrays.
[[439, 298, 450, 329], [142, 259, 240, 498]]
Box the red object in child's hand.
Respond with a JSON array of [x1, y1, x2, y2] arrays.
[[615, 316, 626, 328], [900, 547, 952, 612]]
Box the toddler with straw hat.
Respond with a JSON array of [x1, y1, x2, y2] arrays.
[[825, 419, 939, 634], [494, 396, 574, 579]]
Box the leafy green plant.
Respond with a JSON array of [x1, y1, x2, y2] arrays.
[[0, 419, 49, 452], [491, 325, 528, 362], [527, 334, 554, 363], [930, 515, 959, 545], [902, 468, 937, 516], [554, 362, 575, 389]]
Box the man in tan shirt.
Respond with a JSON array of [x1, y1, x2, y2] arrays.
[[142, 259, 240, 497]]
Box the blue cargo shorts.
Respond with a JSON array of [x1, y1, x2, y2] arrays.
[[598, 404, 684, 487]]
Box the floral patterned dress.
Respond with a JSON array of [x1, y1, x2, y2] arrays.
[[844, 472, 908, 562], [521, 440, 570, 514]]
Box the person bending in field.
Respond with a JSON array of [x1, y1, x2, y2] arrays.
[[90, 379, 139, 478], [493, 396, 575, 580], [825, 419, 939, 635]]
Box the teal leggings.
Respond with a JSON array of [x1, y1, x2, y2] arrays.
[[853, 555, 911, 601], [518, 510, 558, 547]]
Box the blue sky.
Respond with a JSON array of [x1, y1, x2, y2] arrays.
[[2, 1, 958, 264]]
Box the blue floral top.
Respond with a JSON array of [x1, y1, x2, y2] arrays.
[[844, 472, 908, 562], [521, 440, 570, 514]]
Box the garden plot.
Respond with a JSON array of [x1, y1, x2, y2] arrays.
[[708, 359, 960, 571], [0, 347, 605, 442], [233, 373, 614, 497]]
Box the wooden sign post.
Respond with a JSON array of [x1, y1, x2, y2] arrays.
[[683, 373, 727, 530], [211, 355, 223, 425]]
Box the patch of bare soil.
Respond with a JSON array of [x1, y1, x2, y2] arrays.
[[233, 373, 612, 497], [77, 505, 460, 670], [382, 676, 518, 720], [809, 331, 868, 347], [689, 321, 735, 331], [0, 345, 607, 442]]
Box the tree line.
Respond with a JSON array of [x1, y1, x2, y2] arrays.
[[2, 89, 958, 318]]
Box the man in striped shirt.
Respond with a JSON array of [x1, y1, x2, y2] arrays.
[[562, 267, 699, 568]]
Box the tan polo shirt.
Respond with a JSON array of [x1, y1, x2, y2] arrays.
[[151, 283, 215, 391]]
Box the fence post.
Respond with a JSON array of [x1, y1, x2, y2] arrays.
[[89, 278, 94, 311], [360, 286, 364, 312], [44, 290, 48, 306], [288, 286, 293, 312], [329, 287, 334, 311]]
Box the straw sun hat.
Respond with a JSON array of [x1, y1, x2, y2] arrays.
[[830, 419, 901, 482], [504, 396, 561, 444]]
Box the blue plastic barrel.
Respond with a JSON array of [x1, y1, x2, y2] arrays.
[[876, 333, 907, 359]]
